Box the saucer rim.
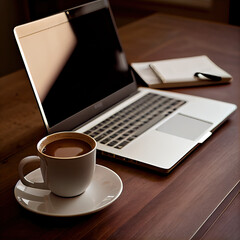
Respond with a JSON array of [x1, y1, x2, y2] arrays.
[[14, 164, 123, 217]]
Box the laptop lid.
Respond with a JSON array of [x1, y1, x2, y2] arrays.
[[14, 0, 137, 134]]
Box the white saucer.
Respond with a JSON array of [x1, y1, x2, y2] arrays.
[[14, 164, 123, 217]]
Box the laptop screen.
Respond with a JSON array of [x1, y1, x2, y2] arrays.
[[15, 0, 136, 132]]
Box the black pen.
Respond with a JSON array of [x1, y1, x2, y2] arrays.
[[194, 72, 222, 81]]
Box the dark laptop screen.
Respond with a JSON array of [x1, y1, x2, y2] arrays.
[[41, 7, 134, 128]]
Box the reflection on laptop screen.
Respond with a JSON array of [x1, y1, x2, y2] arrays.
[[18, 5, 134, 129], [43, 8, 133, 127]]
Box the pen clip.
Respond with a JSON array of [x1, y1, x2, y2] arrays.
[[194, 72, 222, 81]]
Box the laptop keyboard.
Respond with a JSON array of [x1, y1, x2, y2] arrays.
[[84, 93, 186, 149]]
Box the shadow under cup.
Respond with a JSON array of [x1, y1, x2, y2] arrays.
[[37, 132, 97, 197]]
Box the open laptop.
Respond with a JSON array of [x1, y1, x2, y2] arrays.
[[14, 0, 236, 173]]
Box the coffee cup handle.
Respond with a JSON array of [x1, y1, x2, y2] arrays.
[[18, 156, 48, 190]]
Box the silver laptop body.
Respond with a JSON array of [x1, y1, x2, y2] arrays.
[[14, 0, 237, 173]]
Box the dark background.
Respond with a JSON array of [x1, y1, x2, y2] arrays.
[[0, 0, 239, 78]]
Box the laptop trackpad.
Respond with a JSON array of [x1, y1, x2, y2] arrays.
[[156, 114, 212, 141]]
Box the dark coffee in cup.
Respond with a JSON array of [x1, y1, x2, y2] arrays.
[[42, 138, 92, 158], [19, 132, 97, 197]]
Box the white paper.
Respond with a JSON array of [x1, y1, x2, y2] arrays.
[[131, 56, 231, 85], [131, 61, 160, 85]]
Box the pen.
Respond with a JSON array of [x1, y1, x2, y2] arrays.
[[194, 72, 222, 81]]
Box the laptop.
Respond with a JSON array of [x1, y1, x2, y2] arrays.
[[14, 0, 237, 173]]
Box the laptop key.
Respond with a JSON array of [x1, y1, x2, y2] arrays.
[[133, 114, 166, 137], [84, 93, 186, 149], [115, 141, 129, 149], [107, 140, 118, 147]]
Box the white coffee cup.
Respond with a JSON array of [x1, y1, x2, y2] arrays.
[[18, 132, 97, 197]]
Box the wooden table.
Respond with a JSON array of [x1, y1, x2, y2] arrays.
[[0, 13, 239, 240]]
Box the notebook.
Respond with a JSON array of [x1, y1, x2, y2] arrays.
[[14, 0, 237, 173], [131, 55, 232, 88]]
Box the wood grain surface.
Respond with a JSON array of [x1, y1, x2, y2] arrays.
[[0, 13, 239, 240]]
